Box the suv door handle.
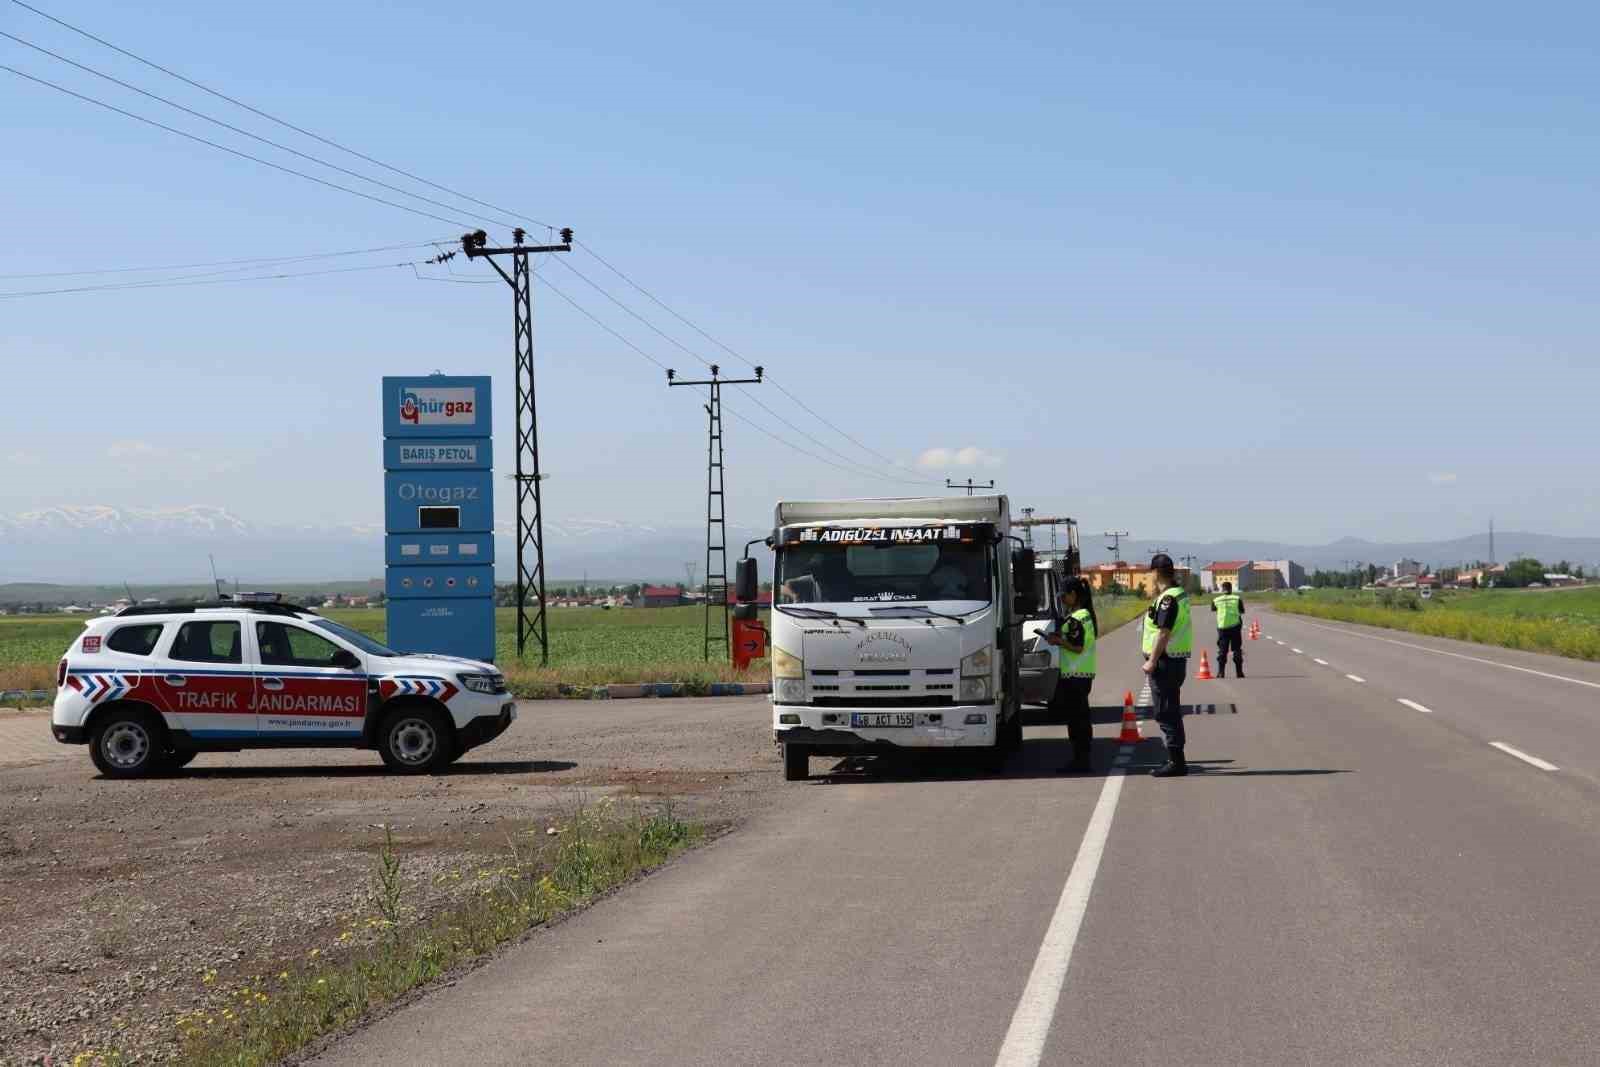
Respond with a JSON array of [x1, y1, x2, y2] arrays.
[[164, 674, 187, 686], [260, 677, 285, 691]]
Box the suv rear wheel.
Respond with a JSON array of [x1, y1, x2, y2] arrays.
[[377, 706, 453, 774], [89, 709, 164, 779]]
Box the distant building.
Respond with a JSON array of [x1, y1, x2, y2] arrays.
[[1202, 561, 1260, 592], [1392, 558, 1424, 579], [724, 589, 774, 607], [1253, 559, 1306, 591], [1083, 561, 1192, 597], [638, 585, 685, 608]]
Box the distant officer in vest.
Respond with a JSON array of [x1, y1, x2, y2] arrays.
[[1142, 554, 1192, 778], [1044, 576, 1098, 773], [1211, 580, 1246, 678]]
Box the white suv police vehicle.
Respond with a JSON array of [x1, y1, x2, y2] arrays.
[[51, 597, 516, 777]]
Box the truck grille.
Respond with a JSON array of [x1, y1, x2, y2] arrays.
[[806, 667, 960, 707]]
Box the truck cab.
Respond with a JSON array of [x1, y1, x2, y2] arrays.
[[755, 495, 1035, 781]]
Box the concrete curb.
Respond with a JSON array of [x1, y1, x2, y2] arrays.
[[528, 682, 771, 702]]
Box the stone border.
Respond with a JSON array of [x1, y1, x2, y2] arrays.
[[0, 689, 51, 710]]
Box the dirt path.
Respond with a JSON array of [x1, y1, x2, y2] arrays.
[[0, 697, 781, 1065]]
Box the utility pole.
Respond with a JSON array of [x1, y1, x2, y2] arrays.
[[684, 562, 699, 595], [1103, 530, 1130, 563], [461, 226, 572, 665], [946, 478, 995, 496], [1020, 507, 1035, 549], [668, 363, 764, 661]]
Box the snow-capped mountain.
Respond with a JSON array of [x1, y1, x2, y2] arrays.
[[0, 504, 763, 583]]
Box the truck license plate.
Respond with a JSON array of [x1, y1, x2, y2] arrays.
[[851, 712, 915, 728]]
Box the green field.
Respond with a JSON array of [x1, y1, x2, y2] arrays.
[[2, 595, 1154, 700], [1273, 586, 1600, 661], [0, 606, 760, 697]]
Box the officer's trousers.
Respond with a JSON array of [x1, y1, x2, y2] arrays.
[[1150, 655, 1187, 755], [1217, 625, 1243, 674], [1049, 675, 1094, 761]]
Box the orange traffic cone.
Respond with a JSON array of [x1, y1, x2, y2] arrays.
[[1197, 650, 1214, 681], [1117, 690, 1142, 743]]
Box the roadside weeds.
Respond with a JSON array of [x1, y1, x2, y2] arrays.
[[169, 798, 702, 1067]]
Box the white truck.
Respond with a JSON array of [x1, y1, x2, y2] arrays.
[[738, 495, 1039, 780]]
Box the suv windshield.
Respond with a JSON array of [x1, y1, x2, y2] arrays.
[[777, 541, 991, 605], [311, 618, 398, 657]]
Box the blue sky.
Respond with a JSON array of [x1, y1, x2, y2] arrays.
[[2, 0, 1597, 547]]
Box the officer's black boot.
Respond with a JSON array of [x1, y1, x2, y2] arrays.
[[1151, 748, 1188, 777]]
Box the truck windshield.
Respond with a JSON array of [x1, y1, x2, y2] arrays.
[[776, 541, 991, 605]]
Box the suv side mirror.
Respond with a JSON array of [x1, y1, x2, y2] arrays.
[[331, 649, 361, 670], [734, 558, 758, 603]]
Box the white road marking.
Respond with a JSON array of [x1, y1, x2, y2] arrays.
[[1398, 698, 1433, 714], [1489, 742, 1559, 772], [1291, 648, 1304, 654], [1313, 658, 1329, 666], [1346, 674, 1365, 683], [995, 768, 1126, 1067], [1273, 616, 1600, 691]]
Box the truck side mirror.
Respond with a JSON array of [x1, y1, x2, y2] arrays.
[[1012, 548, 1039, 603], [734, 558, 758, 603]]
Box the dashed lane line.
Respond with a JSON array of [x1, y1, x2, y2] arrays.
[[994, 758, 1128, 1067], [1346, 674, 1366, 683], [1313, 658, 1330, 666], [1291, 648, 1304, 654], [1398, 698, 1434, 714], [1489, 742, 1559, 772], [1268, 615, 1600, 692]]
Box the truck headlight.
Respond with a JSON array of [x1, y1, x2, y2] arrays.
[[772, 646, 803, 680], [961, 645, 992, 677], [774, 678, 806, 705], [959, 677, 991, 702]]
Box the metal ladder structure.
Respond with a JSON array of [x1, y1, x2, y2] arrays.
[[668, 364, 763, 660]]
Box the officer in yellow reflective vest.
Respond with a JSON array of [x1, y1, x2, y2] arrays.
[[1211, 581, 1246, 678], [1142, 554, 1192, 778], [1043, 576, 1098, 773]]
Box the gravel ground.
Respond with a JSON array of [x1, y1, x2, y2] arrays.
[[0, 696, 781, 1065]]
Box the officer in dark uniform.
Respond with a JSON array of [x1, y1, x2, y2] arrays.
[[1141, 554, 1192, 778]]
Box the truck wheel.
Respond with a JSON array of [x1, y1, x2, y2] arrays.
[[89, 709, 165, 779], [783, 743, 810, 781], [377, 706, 453, 774]]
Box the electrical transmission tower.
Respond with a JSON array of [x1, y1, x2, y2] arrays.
[[668, 364, 764, 661], [1019, 507, 1036, 548], [1103, 530, 1130, 563], [461, 226, 572, 665], [946, 478, 995, 496]]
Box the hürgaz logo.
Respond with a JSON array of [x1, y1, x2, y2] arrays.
[[399, 387, 478, 426]]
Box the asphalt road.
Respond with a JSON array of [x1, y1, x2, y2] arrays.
[[316, 608, 1600, 1066]]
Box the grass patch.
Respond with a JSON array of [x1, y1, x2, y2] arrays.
[[1275, 591, 1600, 661], [171, 799, 702, 1066]]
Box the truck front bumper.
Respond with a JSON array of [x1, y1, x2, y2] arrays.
[[774, 705, 997, 749]]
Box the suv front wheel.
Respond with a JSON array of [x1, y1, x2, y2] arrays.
[[377, 706, 454, 774], [89, 709, 165, 779]]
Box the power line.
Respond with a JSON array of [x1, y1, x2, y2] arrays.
[[1, 259, 426, 299], [575, 240, 935, 480], [0, 30, 523, 231], [1, 63, 477, 229], [0, 239, 448, 280], [536, 273, 940, 487], [553, 255, 934, 485], [10, 0, 552, 230]]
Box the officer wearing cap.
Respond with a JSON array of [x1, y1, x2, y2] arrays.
[[1142, 553, 1192, 778], [1043, 576, 1098, 773], [1211, 580, 1245, 678]]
